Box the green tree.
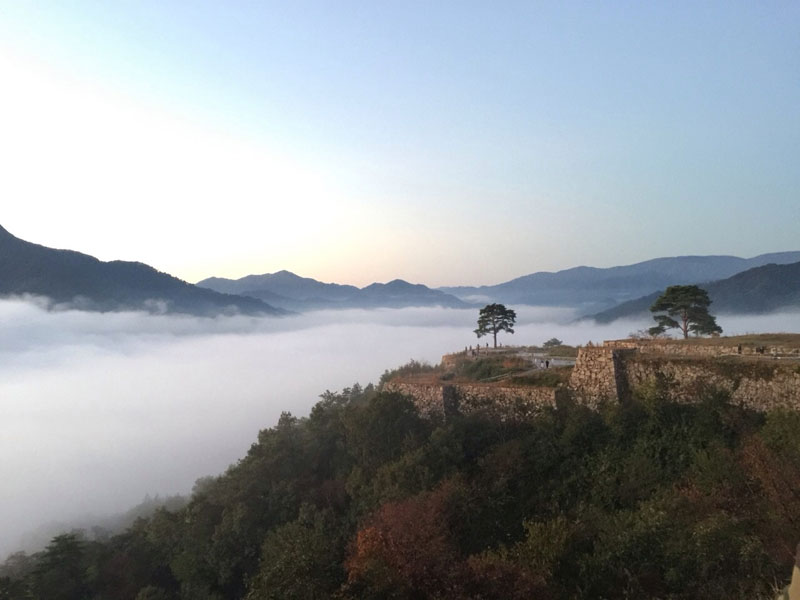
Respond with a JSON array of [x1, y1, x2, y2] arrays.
[[474, 304, 516, 348], [245, 505, 346, 600], [542, 337, 563, 349], [30, 534, 89, 600], [649, 285, 722, 339]]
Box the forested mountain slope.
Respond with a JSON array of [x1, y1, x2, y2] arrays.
[[591, 260, 800, 323], [442, 252, 800, 310], [199, 270, 470, 311], [0, 225, 282, 316], [3, 379, 799, 599]]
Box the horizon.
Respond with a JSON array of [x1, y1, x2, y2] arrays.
[[198, 249, 800, 289], [2, 2, 798, 287], [3, 222, 799, 289]]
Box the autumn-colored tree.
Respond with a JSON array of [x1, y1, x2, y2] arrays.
[[345, 481, 464, 597]]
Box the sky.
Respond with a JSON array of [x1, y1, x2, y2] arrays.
[[1, 1, 798, 287]]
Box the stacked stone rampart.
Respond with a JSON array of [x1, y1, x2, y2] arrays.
[[569, 339, 800, 411], [441, 353, 462, 370], [454, 383, 561, 419], [384, 381, 560, 421], [624, 355, 800, 411], [568, 347, 635, 406], [393, 337, 800, 420], [603, 340, 639, 349], [604, 339, 800, 357], [383, 382, 447, 417]]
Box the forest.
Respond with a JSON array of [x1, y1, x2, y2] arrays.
[[2, 374, 799, 599]]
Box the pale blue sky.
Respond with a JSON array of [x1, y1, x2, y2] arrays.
[[1, 1, 798, 286]]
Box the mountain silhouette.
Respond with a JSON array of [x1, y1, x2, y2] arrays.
[[198, 271, 470, 311], [590, 261, 800, 323], [0, 225, 283, 316], [440, 252, 800, 310]]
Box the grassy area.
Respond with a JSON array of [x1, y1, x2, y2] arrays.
[[539, 344, 579, 358], [507, 366, 572, 386], [389, 353, 573, 387], [454, 356, 528, 381], [386, 345, 580, 387], [379, 359, 442, 386]]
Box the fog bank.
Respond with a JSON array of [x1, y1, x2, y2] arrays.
[[1, 299, 799, 558]]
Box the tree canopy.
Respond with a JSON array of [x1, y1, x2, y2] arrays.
[[542, 337, 563, 349], [649, 285, 722, 339], [474, 304, 516, 348], [2, 380, 800, 599]]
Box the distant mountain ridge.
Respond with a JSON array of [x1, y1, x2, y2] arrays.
[[440, 252, 800, 310], [590, 260, 800, 323], [6, 221, 798, 318], [197, 271, 470, 311], [0, 225, 283, 316]]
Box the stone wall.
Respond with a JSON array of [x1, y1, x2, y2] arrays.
[[624, 355, 800, 411], [384, 381, 561, 421], [603, 340, 639, 349], [441, 353, 462, 370], [381, 382, 449, 418], [398, 338, 800, 420], [568, 347, 635, 406], [568, 341, 800, 411], [604, 339, 800, 357], [454, 383, 561, 420]]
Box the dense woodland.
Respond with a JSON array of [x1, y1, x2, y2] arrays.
[[3, 373, 800, 599]]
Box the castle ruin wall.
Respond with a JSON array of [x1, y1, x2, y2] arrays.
[[383, 381, 560, 421], [623, 356, 800, 411]]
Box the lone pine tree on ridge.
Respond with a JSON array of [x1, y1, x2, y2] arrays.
[[649, 285, 722, 339], [474, 303, 516, 348]]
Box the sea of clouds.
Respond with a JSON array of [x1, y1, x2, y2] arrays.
[[1, 298, 799, 558]]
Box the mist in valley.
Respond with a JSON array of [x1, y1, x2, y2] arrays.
[[2, 298, 800, 559]]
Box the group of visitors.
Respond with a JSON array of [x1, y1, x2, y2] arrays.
[[464, 343, 490, 357]]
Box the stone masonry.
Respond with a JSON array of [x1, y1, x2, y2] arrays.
[[570, 340, 800, 411], [383, 381, 562, 421], [390, 338, 800, 421], [567, 346, 637, 407], [623, 356, 800, 411], [605, 339, 800, 357]]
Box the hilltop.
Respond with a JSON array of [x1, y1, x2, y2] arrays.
[[198, 270, 470, 311], [440, 252, 800, 310], [383, 335, 800, 419], [590, 260, 800, 323], [0, 225, 283, 316], [197, 252, 800, 313]]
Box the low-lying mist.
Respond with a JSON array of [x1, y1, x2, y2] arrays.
[[2, 298, 799, 559]]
